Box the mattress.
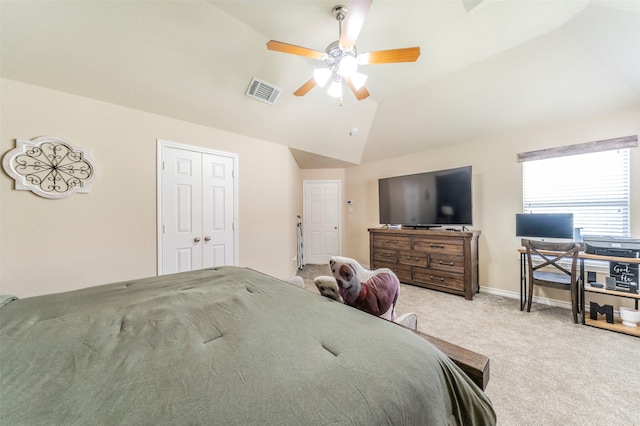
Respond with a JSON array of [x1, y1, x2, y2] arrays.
[[0, 266, 496, 425]]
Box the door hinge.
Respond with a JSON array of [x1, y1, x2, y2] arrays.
[[163, 225, 165, 233]]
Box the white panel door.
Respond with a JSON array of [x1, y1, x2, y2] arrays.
[[159, 142, 237, 275], [304, 181, 341, 264], [162, 147, 203, 273], [202, 153, 235, 267]]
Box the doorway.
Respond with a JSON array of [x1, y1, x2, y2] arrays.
[[157, 140, 238, 275], [303, 180, 341, 264]]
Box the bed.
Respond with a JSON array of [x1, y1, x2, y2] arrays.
[[0, 266, 496, 425]]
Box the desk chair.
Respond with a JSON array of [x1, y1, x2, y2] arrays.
[[522, 238, 582, 323]]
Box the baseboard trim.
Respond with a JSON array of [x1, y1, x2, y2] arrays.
[[479, 286, 572, 310]]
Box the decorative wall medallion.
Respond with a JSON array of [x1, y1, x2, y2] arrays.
[[2, 136, 97, 199]]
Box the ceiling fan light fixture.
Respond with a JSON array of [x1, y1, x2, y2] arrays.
[[313, 68, 332, 87], [337, 53, 358, 77], [327, 79, 343, 98], [350, 72, 368, 90], [266, 1, 419, 101]]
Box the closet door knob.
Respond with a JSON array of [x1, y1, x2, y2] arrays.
[[204, 236, 211, 242], [194, 237, 201, 243]]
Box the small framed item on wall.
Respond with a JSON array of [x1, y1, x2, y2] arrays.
[[2, 136, 97, 199]]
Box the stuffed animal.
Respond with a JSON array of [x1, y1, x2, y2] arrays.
[[313, 276, 343, 302], [331, 256, 374, 281], [329, 257, 399, 321], [286, 276, 305, 288]]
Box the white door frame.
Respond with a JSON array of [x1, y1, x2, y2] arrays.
[[157, 139, 239, 275], [303, 180, 342, 264]]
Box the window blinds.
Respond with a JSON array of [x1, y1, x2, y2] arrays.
[[522, 149, 630, 237]]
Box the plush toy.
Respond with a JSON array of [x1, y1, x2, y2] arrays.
[[286, 276, 305, 288], [328, 257, 400, 321], [331, 256, 374, 281], [313, 276, 343, 302]]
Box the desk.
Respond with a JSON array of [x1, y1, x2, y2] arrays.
[[519, 249, 640, 336]]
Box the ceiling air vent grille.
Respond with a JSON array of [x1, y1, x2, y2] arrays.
[[245, 77, 281, 105]]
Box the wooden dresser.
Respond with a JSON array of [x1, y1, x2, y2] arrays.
[[369, 228, 481, 300]]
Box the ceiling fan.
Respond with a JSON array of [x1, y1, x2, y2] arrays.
[[266, 0, 420, 101]]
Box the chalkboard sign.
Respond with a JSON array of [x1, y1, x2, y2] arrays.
[[609, 261, 638, 290]]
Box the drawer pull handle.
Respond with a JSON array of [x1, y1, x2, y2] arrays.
[[385, 240, 398, 244], [438, 261, 454, 266], [406, 256, 421, 261], [384, 254, 391, 257], [429, 275, 445, 282], [430, 244, 445, 248]]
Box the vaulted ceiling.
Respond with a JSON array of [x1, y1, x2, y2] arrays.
[[1, 0, 639, 168]]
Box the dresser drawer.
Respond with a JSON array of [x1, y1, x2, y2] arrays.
[[429, 253, 464, 274], [412, 268, 464, 292], [373, 235, 411, 250], [372, 248, 397, 264], [398, 250, 428, 268], [413, 237, 463, 255], [374, 262, 412, 283]]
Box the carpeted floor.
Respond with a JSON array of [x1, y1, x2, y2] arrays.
[[297, 264, 640, 426]]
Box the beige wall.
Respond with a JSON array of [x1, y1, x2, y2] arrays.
[[0, 79, 301, 298], [342, 106, 640, 299], [300, 169, 345, 182], [3, 77, 637, 303]]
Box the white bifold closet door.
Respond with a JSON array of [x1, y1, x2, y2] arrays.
[[160, 143, 236, 275]]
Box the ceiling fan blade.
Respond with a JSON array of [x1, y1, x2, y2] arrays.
[[339, 0, 373, 49], [345, 78, 370, 100], [294, 78, 317, 96], [266, 40, 325, 59], [358, 47, 421, 64]]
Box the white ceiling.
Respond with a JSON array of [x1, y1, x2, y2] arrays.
[[1, 0, 639, 168]]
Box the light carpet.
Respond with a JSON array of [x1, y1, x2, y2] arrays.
[[297, 264, 640, 426]]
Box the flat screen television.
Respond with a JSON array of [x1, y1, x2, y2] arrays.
[[378, 166, 472, 228], [515, 213, 574, 239]]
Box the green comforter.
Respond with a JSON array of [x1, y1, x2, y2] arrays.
[[0, 266, 496, 425]]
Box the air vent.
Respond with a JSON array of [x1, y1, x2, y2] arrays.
[[245, 77, 281, 105]]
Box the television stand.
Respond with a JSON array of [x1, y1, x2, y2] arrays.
[[369, 228, 480, 300]]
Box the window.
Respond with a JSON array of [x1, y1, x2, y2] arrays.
[[522, 149, 630, 237]]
